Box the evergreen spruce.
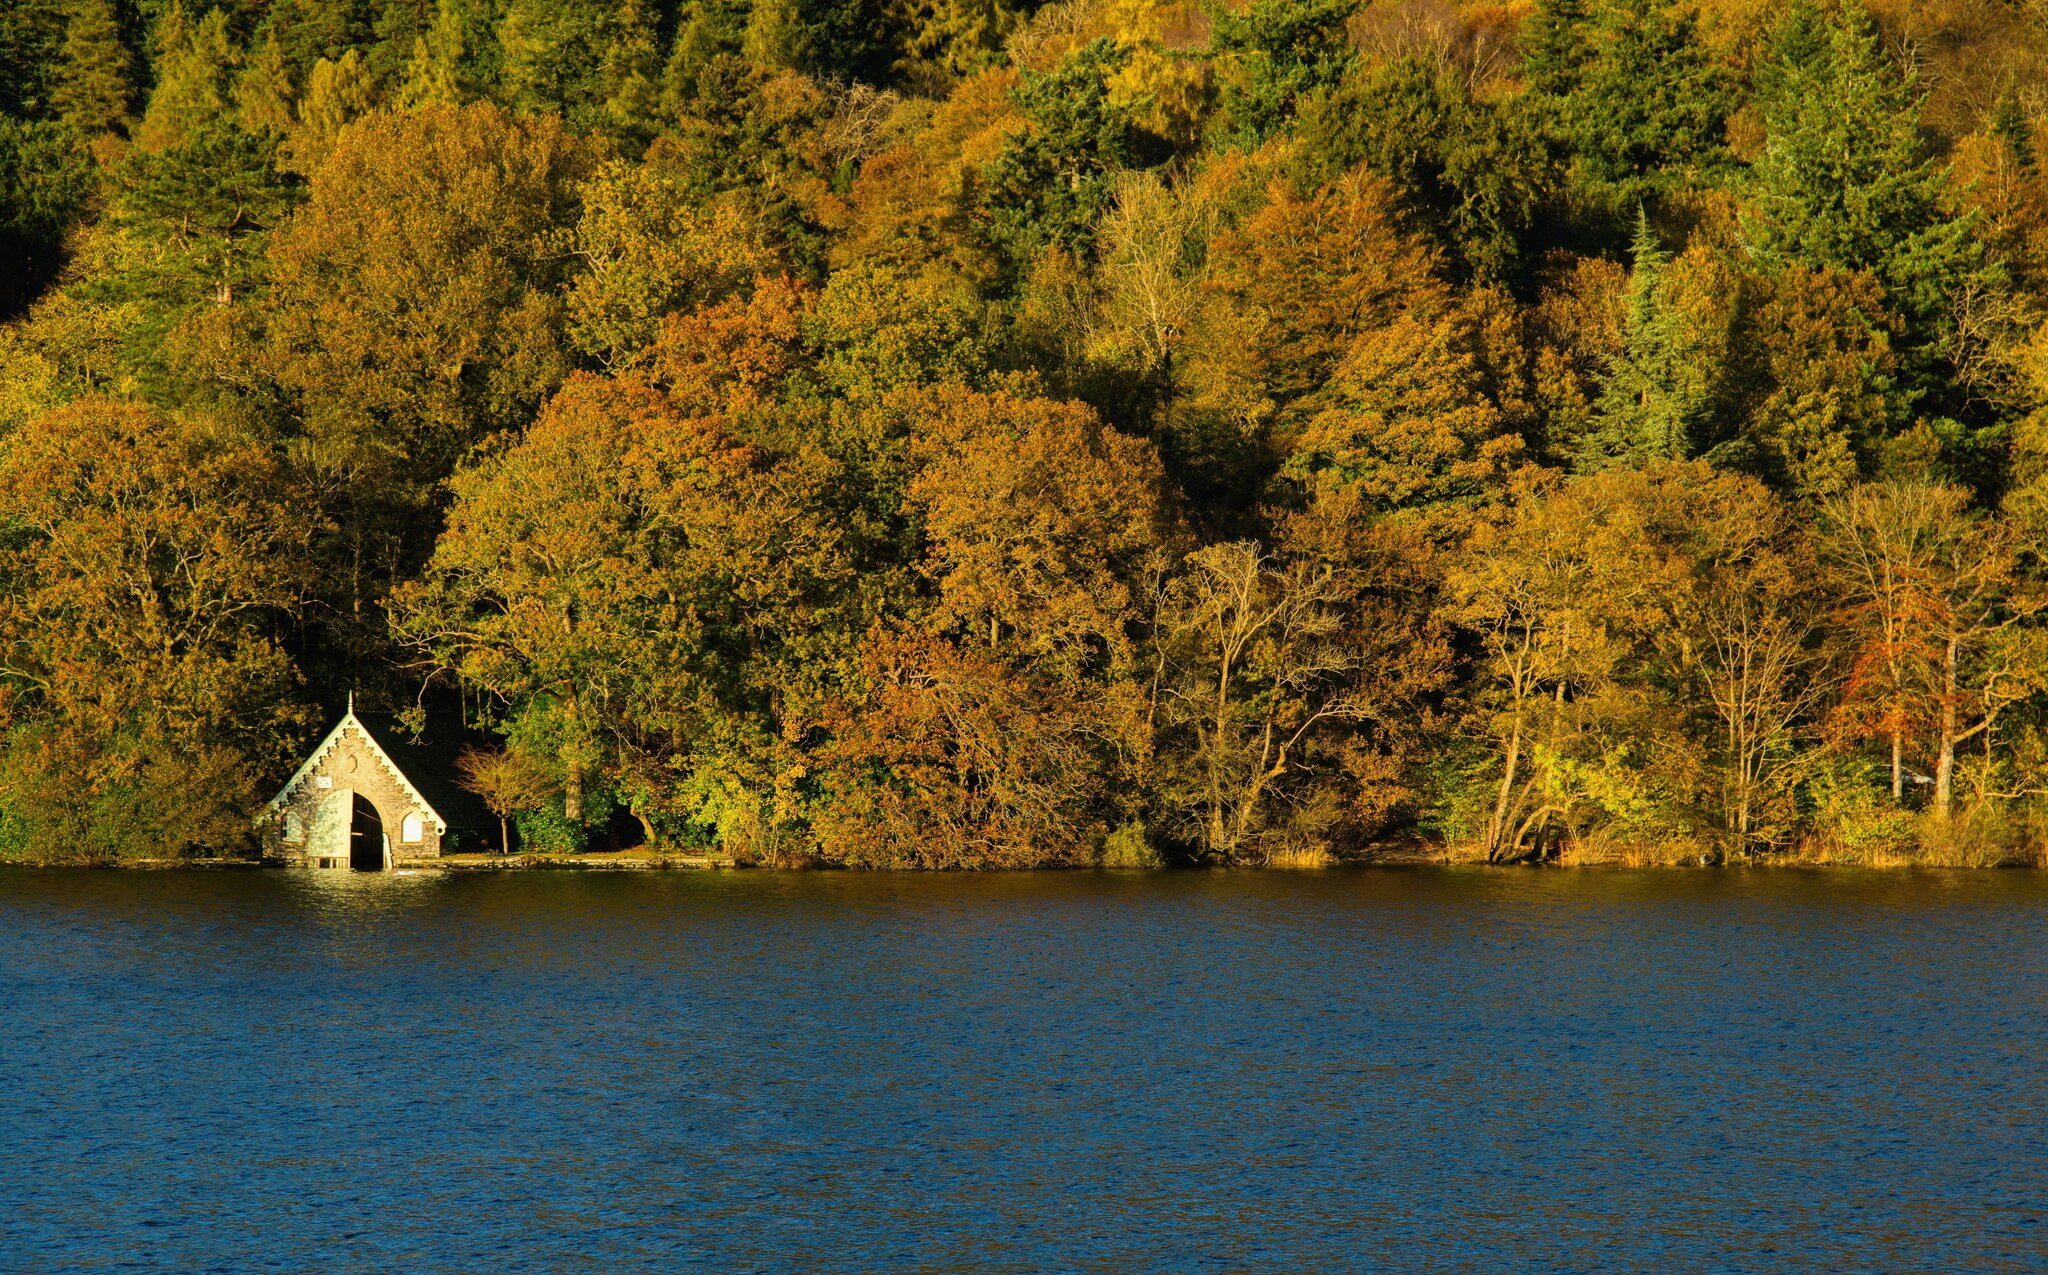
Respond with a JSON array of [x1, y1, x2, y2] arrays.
[[892, 0, 1015, 84], [1521, 0, 1592, 97], [741, 0, 801, 73], [1210, 0, 1359, 146], [288, 48, 375, 172], [601, 0, 661, 143], [266, 0, 376, 84], [1531, 0, 1734, 209], [1579, 0, 1730, 186], [497, 0, 631, 128], [369, 0, 435, 88], [136, 5, 238, 152], [1304, 57, 1556, 283], [1744, 0, 1980, 365], [396, 0, 467, 109], [1577, 210, 1700, 469], [117, 125, 299, 305], [52, 0, 133, 137], [0, 0, 68, 120], [233, 29, 296, 137], [979, 38, 1137, 281], [662, 1, 745, 113], [1991, 76, 2036, 171], [0, 118, 92, 313]]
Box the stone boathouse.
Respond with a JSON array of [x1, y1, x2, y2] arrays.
[[262, 699, 495, 869]]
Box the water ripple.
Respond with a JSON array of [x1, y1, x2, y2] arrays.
[[2, 867, 2045, 1272]]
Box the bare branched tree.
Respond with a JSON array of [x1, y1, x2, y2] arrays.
[[1154, 542, 1378, 860]]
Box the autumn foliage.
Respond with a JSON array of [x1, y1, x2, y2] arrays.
[[5, 0, 2048, 864]]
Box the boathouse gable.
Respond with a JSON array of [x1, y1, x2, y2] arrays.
[[262, 708, 449, 868]]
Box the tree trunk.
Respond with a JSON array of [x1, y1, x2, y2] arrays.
[[1935, 636, 1959, 821], [564, 689, 585, 824], [1540, 670, 1566, 858], [1891, 729, 1903, 804], [1204, 717, 1227, 854], [1487, 718, 1522, 862]]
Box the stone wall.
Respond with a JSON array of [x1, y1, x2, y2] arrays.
[[265, 720, 443, 868]]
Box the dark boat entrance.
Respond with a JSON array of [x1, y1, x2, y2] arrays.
[[349, 794, 386, 871]]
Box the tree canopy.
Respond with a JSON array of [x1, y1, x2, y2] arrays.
[[5, 0, 2048, 866]]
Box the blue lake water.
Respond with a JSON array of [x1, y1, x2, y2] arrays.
[[2, 866, 2045, 1272]]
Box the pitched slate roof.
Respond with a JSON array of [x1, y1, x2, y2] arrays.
[[263, 702, 496, 834], [352, 711, 498, 834]]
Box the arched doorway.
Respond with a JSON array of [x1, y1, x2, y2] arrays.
[[349, 793, 387, 871]]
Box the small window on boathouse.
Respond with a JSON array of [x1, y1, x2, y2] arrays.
[[401, 813, 425, 844]]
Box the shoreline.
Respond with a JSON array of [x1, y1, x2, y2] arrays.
[[5, 849, 2044, 872]]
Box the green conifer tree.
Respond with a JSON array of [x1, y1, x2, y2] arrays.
[[1303, 58, 1556, 283], [1744, 0, 1980, 363], [1582, 0, 1729, 186], [1211, 0, 1359, 146], [136, 5, 238, 152], [1763, 0, 1828, 79], [891, 0, 1016, 84], [741, 0, 801, 72], [0, 0, 68, 120], [1991, 76, 2036, 171], [1577, 211, 1700, 469], [117, 125, 299, 305], [979, 38, 1137, 281], [266, 0, 376, 83], [662, 1, 745, 113], [1520, 0, 1592, 96], [370, 0, 435, 88], [601, 0, 661, 142], [396, 0, 468, 109], [233, 29, 296, 137], [0, 117, 92, 314], [1529, 0, 1733, 210], [287, 47, 374, 172], [52, 0, 133, 137], [498, 0, 624, 127]]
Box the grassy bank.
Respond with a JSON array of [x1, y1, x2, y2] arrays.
[[12, 807, 2048, 871]]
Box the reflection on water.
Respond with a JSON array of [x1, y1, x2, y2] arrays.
[[3, 867, 2046, 1272]]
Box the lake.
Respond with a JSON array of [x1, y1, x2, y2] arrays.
[[2, 866, 2045, 1272]]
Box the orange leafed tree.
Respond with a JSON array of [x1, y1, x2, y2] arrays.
[[394, 372, 763, 827], [263, 103, 598, 467], [0, 399, 318, 857], [1202, 166, 1445, 425], [815, 385, 1175, 865]]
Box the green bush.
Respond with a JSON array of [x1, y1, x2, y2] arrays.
[[1800, 754, 1916, 860], [1098, 821, 1163, 868]]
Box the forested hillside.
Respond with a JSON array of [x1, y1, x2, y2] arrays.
[[3, 0, 2047, 865]]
